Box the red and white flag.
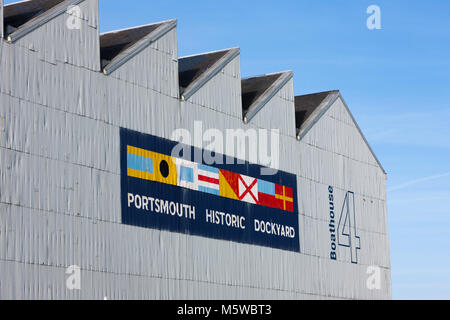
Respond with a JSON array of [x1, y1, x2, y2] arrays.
[[238, 174, 259, 204]]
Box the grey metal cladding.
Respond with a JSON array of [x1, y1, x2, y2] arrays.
[[242, 71, 294, 123], [296, 91, 340, 140], [102, 19, 177, 75], [180, 47, 240, 101], [338, 94, 387, 175], [0, 0, 3, 38], [297, 91, 387, 175], [294, 90, 339, 131], [6, 0, 85, 43]]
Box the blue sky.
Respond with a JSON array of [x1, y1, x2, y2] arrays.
[[6, 0, 449, 299]]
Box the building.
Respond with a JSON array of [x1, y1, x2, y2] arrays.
[[0, 0, 391, 299]]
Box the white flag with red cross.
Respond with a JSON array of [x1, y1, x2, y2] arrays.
[[238, 174, 259, 204]]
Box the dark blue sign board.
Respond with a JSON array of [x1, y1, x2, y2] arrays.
[[120, 128, 300, 252]]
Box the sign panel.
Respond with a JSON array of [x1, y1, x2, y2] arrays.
[[120, 128, 300, 252]]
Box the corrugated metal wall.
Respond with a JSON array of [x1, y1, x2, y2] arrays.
[[109, 27, 179, 99], [0, 0, 391, 300], [187, 55, 242, 118], [13, 0, 100, 71], [0, 0, 3, 39], [246, 77, 296, 138], [298, 99, 390, 277]]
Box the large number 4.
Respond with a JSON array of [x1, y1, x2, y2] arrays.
[[337, 191, 361, 264]]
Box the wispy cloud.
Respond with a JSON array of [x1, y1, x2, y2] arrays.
[[360, 110, 450, 149], [388, 172, 450, 192]]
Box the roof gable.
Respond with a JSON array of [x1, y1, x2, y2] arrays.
[[4, 0, 84, 42], [241, 71, 293, 123], [178, 47, 240, 101], [100, 19, 177, 75], [296, 90, 386, 175], [295, 90, 338, 133]]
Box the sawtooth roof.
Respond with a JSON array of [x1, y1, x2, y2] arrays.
[[178, 48, 240, 100], [3, 0, 64, 34], [295, 90, 338, 130]]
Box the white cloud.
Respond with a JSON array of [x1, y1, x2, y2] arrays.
[[388, 172, 450, 192]]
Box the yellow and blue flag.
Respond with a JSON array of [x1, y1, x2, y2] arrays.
[[127, 145, 177, 186]]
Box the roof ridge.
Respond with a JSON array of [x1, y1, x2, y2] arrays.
[[6, 0, 85, 43], [296, 90, 339, 98], [179, 47, 239, 60], [243, 71, 293, 123], [296, 91, 339, 139], [242, 70, 292, 81], [100, 19, 176, 36], [296, 91, 387, 175], [180, 47, 240, 101], [101, 19, 177, 75]]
